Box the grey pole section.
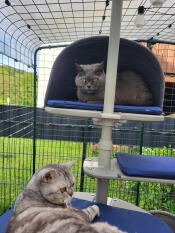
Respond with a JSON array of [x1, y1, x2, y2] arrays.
[[96, 0, 123, 204]]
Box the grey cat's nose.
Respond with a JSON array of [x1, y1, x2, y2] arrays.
[[87, 84, 91, 88]]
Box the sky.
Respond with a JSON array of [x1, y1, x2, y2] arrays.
[[0, 53, 33, 72]]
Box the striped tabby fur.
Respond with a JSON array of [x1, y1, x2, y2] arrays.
[[6, 161, 126, 233]]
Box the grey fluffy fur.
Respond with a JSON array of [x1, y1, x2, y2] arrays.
[[6, 161, 127, 233], [75, 62, 154, 106]]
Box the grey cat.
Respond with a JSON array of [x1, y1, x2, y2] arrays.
[[75, 62, 154, 106], [6, 161, 126, 233]]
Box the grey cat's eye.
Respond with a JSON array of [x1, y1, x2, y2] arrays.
[[93, 78, 98, 83], [82, 78, 86, 83]]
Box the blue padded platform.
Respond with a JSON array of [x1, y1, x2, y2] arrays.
[[47, 100, 163, 115], [0, 209, 13, 233], [0, 198, 173, 233], [116, 153, 175, 179]]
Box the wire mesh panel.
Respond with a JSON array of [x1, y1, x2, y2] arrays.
[[152, 43, 175, 115], [1, 0, 175, 64], [0, 54, 34, 214]]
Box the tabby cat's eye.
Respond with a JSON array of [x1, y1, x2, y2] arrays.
[[71, 183, 75, 187], [60, 187, 66, 193], [93, 78, 97, 83]]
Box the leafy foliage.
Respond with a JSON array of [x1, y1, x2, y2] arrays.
[[0, 65, 35, 106]]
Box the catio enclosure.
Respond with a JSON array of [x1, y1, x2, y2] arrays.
[[0, 0, 175, 222]]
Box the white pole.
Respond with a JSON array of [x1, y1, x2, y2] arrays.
[[97, 0, 123, 204]]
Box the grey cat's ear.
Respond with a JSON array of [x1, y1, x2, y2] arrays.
[[61, 160, 76, 170], [98, 61, 104, 70], [42, 170, 56, 183], [75, 63, 83, 73]]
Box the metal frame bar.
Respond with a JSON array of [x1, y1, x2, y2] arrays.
[[32, 44, 68, 174]]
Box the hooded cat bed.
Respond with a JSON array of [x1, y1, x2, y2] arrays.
[[45, 36, 165, 120]]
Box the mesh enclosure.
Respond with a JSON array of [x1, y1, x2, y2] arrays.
[[0, 0, 175, 64], [0, 0, 175, 218], [0, 56, 35, 213]]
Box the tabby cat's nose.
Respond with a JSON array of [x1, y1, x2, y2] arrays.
[[67, 189, 73, 196]]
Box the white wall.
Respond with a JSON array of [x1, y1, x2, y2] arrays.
[[37, 47, 65, 108]]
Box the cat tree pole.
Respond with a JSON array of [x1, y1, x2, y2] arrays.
[[96, 0, 123, 204]]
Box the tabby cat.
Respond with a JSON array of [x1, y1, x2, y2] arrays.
[[75, 62, 154, 106], [6, 161, 126, 233]]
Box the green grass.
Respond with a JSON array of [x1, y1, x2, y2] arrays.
[[0, 137, 175, 215], [0, 65, 36, 106]]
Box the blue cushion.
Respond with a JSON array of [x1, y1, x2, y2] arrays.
[[0, 208, 13, 233], [47, 100, 163, 115], [0, 198, 173, 233], [116, 153, 175, 179]]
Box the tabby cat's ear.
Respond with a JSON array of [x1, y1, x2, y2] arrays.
[[61, 160, 76, 170], [42, 170, 56, 183], [75, 63, 83, 73]]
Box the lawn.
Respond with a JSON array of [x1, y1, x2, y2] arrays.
[[0, 137, 175, 215]]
